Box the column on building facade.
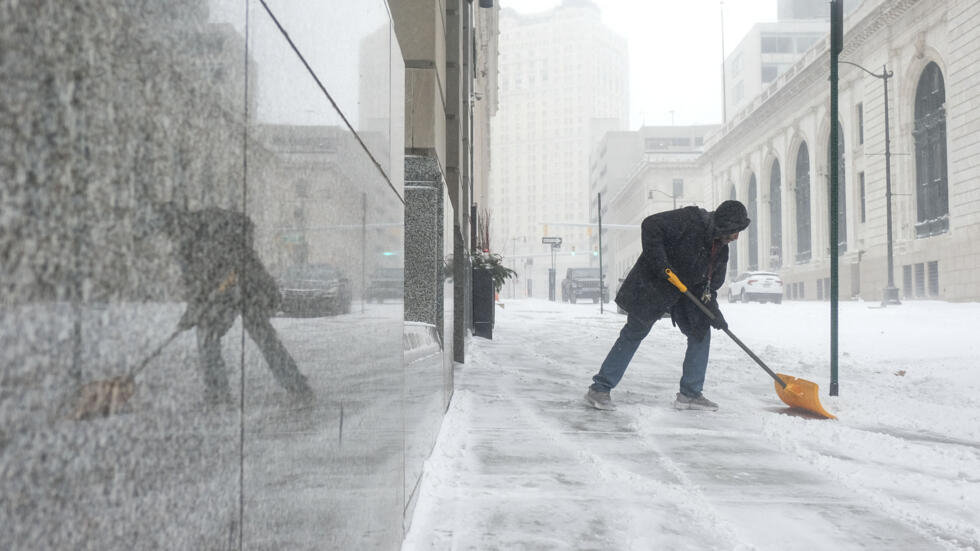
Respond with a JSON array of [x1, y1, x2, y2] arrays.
[[405, 156, 445, 328], [445, 0, 473, 361], [759, 148, 773, 271]]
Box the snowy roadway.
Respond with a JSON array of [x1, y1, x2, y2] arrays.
[[403, 299, 980, 550]]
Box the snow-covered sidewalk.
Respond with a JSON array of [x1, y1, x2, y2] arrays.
[[403, 299, 980, 550]]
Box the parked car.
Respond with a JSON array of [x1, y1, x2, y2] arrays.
[[365, 267, 404, 303], [728, 271, 783, 304], [561, 267, 609, 304], [278, 263, 352, 316]]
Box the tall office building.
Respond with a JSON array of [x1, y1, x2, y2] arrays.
[[723, 21, 826, 121], [489, 0, 628, 298], [723, 1, 863, 122]]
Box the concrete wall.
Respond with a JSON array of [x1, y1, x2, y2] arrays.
[[0, 0, 417, 548]]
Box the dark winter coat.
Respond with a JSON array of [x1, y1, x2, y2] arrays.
[[165, 207, 281, 331], [615, 205, 742, 339]]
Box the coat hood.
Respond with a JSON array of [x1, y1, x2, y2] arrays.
[[712, 200, 750, 235]]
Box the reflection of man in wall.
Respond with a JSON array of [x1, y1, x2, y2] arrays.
[[154, 202, 312, 404]]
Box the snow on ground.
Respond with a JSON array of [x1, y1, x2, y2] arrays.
[[402, 298, 980, 551]]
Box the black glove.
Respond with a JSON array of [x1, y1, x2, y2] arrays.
[[707, 300, 727, 330]]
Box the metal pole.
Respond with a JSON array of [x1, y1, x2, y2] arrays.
[[829, 0, 842, 397], [840, 59, 900, 306], [512, 237, 517, 299], [361, 192, 367, 313], [882, 64, 901, 305], [720, 1, 727, 123], [598, 193, 604, 314], [550, 244, 557, 302]]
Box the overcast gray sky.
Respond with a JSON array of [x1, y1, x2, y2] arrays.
[[500, 0, 782, 129]]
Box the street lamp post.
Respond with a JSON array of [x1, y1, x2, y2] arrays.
[[648, 188, 677, 210], [840, 60, 901, 306]]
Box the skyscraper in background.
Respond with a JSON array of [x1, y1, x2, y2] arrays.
[[490, 0, 628, 298]]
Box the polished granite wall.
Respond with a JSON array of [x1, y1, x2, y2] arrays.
[[402, 154, 455, 522], [0, 1, 416, 549]]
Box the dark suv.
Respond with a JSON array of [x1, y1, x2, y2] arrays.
[[278, 263, 352, 316], [561, 267, 609, 304]]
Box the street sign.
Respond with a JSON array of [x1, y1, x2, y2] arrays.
[[542, 236, 562, 301]]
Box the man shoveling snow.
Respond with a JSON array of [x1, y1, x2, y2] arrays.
[[585, 200, 750, 412]]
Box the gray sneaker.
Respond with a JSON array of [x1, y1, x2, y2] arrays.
[[585, 389, 616, 411], [673, 392, 719, 411]]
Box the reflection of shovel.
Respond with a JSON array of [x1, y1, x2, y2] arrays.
[[67, 274, 236, 421], [67, 329, 183, 421], [665, 269, 836, 419]]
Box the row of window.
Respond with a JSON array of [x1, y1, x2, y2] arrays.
[[644, 137, 704, 150], [760, 33, 822, 55], [729, 62, 949, 275], [781, 260, 938, 300]]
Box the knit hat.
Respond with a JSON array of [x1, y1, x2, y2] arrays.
[[712, 200, 751, 235]]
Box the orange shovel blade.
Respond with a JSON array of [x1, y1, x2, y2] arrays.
[[774, 374, 837, 419]]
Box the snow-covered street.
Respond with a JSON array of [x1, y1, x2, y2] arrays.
[[403, 299, 980, 550]]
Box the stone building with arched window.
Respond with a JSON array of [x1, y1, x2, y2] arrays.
[[699, 0, 980, 302]]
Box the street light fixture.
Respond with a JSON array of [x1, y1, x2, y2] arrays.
[[647, 188, 677, 210], [840, 60, 901, 305]]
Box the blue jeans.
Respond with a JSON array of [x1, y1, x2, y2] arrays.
[[590, 314, 711, 397]]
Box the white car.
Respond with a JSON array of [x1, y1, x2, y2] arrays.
[[728, 271, 783, 304]]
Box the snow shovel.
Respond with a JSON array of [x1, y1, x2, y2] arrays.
[[66, 276, 237, 420], [67, 328, 185, 421], [665, 269, 836, 419]]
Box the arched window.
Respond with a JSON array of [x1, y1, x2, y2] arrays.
[[769, 160, 782, 269], [795, 143, 811, 262], [748, 174, 759, 270], [827, 124, 847, 253], [729, 185, 739, 275], [913, 62, 949, 237]]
